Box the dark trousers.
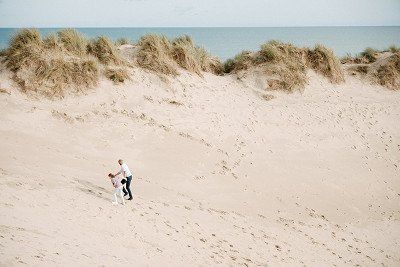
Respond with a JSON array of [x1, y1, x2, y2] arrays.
[[122, 176, 132, 198]]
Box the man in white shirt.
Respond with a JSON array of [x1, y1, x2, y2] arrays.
[[114, 159, 133, 200]]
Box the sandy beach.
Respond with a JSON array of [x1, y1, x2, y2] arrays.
[[1, 48, 399, 266]]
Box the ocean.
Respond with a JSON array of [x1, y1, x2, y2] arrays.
[[0, 27, 399, 60]]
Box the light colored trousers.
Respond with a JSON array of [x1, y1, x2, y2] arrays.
[[113, 186, 125, 205]]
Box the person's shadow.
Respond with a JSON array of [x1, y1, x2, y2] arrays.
[[75, 178, 110, 201]]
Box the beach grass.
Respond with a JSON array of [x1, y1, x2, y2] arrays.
[[306, 44, 344, 83], [223, 40, 343, 91], [105, 67, 130, 84], [136, 34, 178, 75], [115, 38, 131, 46], [373, 52, 400, 90], [87, 36, 124, 65], [2, 28, 397, 96], [57, 28, 88, 56], [3, 28, 99, 97]]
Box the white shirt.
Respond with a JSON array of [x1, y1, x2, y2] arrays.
[[120, 163, 132, 177]]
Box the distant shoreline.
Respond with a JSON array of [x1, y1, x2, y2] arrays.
[[1, 27, 399, 59]]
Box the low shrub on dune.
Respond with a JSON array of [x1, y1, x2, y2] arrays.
[[87, 36, 124, 65]]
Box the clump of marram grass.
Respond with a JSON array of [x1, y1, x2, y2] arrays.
[[5, 28, 43, 71], [43, 33, 60, 49], [57, 28, 88, 56], [87, 36, 124, 65], [224, 40, 344, 92], [195, 46, 224, 75], [105, 68, 130, 84], [388, 45, 400, 53], [306, 44, 344, 83], [115, 38, 130, 46], [340, 53, 353, 64], [264, 61, 308, 92], [171, 35, 202, 75], [3, 28, 99, 98], [224, 50, 253, 73], [225, 41, 307, 92], [171, 35, 223, 75], [372, 52, 400, 90], [360, 47, 378, 63], [136, 34, 223, 76], [136, 34, 178, 75], [257, 41, 307, 91]]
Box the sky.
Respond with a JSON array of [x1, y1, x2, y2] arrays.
[[0, 0, 399, 27]]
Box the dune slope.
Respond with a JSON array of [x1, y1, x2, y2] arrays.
[[0, 66, 399, 266]]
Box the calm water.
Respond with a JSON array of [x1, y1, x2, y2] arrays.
[[0, 27, 399, 60]]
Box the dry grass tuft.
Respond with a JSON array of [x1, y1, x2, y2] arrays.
[[57, 28, 88, 56], [136, 34, 178, 75], [224, 50, 253, 73], [306, 44, 344, 83], [372, 52, 400, 90], [136, 34, 222, 76], [87, 36, 123, 65], [4, 29, 99, 98], [360, 47, 378, 63], [115, 38, 130, 46], [43, 33, 60, 50], [5, 28, 43, 72], [259, 41, 307, 92], [105, 68, 130, 84], [224, 40, 344, 92], [171, 35, 202, 75], [195, 47, 224, 75], [389, 45, 400, 53]]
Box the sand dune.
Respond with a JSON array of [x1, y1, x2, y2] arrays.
[[0, 63, 399, 266]]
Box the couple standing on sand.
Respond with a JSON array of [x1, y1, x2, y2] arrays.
[[108, 159, 133, 205]]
